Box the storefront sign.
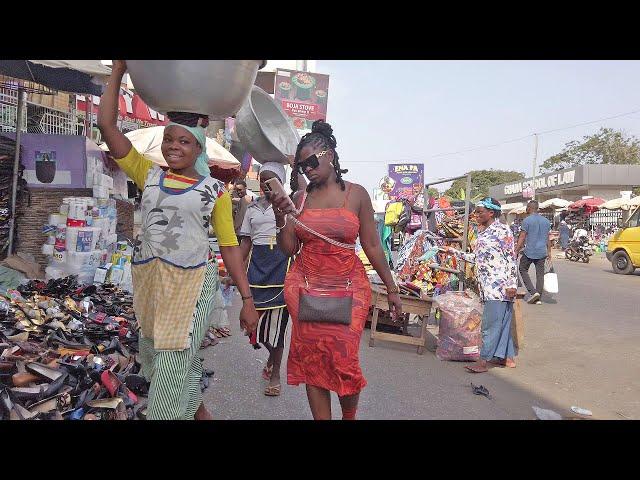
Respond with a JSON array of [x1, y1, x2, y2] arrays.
[[76, 88, 168, 129], [386, 163, 424, 201], [273, 69, 329, 135], [503, 169, 577, 196]]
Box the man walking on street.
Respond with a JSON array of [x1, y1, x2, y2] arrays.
[[515, 200, 551, 305]]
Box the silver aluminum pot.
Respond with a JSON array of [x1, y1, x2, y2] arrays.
[[235, 86, 300, 164], [126, 60, 266, 119]]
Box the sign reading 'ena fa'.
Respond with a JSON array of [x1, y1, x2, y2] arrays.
[[504, 170, 577, 196]]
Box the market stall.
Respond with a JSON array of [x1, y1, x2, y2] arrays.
[[366, 173, 479, 355]]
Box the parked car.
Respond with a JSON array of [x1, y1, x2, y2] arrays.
[[606, 206, 640, 274]]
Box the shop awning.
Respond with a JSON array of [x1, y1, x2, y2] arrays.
[[28, 60, 111, 78], [0, 60, 108, 96]]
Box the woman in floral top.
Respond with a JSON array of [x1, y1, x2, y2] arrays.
[[465, 197, 518, 373]]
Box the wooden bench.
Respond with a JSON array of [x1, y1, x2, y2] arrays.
[[369, 284, 433, 355]]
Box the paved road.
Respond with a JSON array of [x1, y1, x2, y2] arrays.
[[200, 252, 640, 420]]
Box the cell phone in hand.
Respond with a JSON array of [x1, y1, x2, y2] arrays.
[[264, 177, 300, 215]]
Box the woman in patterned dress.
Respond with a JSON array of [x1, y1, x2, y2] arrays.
[[465, 197, 518, 373], [98, 61, 258, 420], [268, 120, 402, 420]]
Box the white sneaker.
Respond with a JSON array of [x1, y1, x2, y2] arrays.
[[536, 300, 542, 305]]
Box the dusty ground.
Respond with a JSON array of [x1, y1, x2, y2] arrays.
[[200, 252, 640, 420]]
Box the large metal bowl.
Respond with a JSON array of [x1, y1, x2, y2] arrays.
[[126, 60, 266, 119], [235, 86, 300, 164]]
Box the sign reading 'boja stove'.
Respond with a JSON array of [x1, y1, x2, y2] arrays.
[[274, 69, 329, 135]]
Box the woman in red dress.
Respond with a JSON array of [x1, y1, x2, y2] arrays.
[[269, 120, 402, 420]]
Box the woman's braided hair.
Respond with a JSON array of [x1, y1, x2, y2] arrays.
[[290, 119, 348, 194], [166, 111, 210, 129]]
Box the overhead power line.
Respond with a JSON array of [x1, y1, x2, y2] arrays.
[[342, 107, 640, 164]]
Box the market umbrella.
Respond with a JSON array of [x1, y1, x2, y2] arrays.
[[509, 206, 528, 215], [100, 126, 241, 182], [567, 197, 605, 215], [601, 196, 640, 211], [539, 198, 571, 210]]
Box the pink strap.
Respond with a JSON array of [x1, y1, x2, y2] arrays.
[[298, 191, 308, 212]]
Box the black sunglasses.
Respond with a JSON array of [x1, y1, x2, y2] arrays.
[[296, 150, 328, 175]]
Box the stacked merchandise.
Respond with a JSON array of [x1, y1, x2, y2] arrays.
[[0, 276, 216, 420], [394, 211, 478, 298], [41, 195, 125, 289], [0, 136, 26, 257]]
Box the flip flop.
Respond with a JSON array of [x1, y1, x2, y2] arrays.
[[487, 360, 505, 368], [465, 364, 489, 373], [262, 365, 273, 380], [471, 383, 492, 399], [264, 384, 281, 396], [219, 328, 232, 337]]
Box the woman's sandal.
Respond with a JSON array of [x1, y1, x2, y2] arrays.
[[264, 384, 281, 396], [465, 364, 489, 373], [219, 327, 232, 337]]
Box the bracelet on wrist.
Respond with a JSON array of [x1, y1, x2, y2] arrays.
[[275, 215, 287, 234], [386, 284, 400, 294], [241, 295, 253, 301]]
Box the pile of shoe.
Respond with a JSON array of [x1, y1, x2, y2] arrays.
[[0, 276, 150, 420]]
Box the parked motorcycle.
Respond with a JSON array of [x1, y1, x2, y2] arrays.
[[565, 237, 594, 263]]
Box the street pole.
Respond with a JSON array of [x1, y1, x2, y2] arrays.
[[87, 95, 93, 140], [8, 88, 26, 255], [531, 133, 538, 200]]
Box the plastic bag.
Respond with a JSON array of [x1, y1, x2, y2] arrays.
[[543, 259, 558, 294], [433, 290, 483, 361]]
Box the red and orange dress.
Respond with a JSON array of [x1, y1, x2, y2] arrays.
[[283, 184, 371, 396]]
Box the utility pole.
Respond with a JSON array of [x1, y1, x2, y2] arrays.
[[8, 88, 26, 255], [531, 133, 539, 200]]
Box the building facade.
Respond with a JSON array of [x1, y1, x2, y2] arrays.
[[489, 164, 640, 204]]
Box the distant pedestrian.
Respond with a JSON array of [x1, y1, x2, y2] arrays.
[[559, 220, 571, 250], [515, 200, 552, 305]]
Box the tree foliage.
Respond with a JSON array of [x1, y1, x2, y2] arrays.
[[540, 128, 640, 172], [426, 187, 440, 198], [444, 170, 525, 201]]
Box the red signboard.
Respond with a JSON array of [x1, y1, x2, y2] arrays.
[[76, 87, 168, 128], [273, 69, 329, 134]]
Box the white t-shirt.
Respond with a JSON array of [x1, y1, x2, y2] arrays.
[[238, 198, 277, 246]]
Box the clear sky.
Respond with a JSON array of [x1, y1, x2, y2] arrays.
[[315, 60, 640, 195]]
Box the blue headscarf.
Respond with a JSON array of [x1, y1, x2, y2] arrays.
[[167, 122, 210, 177], [476, 197, 501, 211]]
